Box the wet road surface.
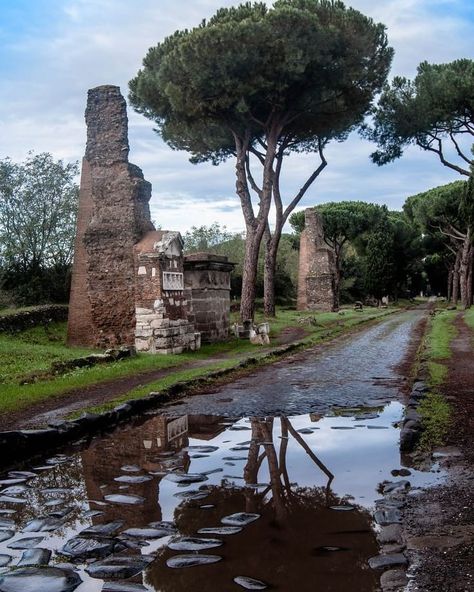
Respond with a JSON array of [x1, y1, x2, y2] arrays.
[[0, 308, 443, 592], [165, 310, 424, 417]]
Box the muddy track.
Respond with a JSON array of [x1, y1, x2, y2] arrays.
[[403, 311, 474, 592]]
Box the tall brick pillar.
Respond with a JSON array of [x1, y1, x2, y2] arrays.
[[67, 85, 154, 348], [297, 208, 338, 312]]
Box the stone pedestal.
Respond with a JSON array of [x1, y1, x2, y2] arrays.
[[184, 253, 234, 343], [297, 208, 338, 312]]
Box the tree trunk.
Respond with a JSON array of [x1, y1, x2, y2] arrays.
[[467, 247, 473, 307], [234, 130, 276, 322], [460, 230, 472, 309], [452, 249, 461, 305], [263, 230, 280, 317], [447, 268, 453, 302], [240, 227, 262, 321]]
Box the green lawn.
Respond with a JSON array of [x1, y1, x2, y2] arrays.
[[0, 306, 397, 417]]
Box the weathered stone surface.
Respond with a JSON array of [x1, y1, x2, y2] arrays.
[[67, 85, 153, 348], [297, 209, 337, 312], [0, 531, 13, 543], [166, 554, 222, 568], [0, 566, 82, 592], [380, 569, 408, 591], [376, 524, 403, 545], [234, 576, 269, 590], [184, 253, 234, 343], [102, 583, 147, 592], [368, 553, 407, 569], [61, 536, 122, 560], [221, 513, 260, 526], [133, 231, 200, 353], [17, 548, 52, 566], [7, 537, 44, 549], [168, 536, 223, 551], [85, 554, 153, 579]]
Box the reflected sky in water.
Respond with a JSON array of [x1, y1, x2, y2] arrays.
[[0, 403, 444, 592]]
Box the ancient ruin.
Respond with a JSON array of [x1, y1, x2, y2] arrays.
[[67, 85, 154, 349], [67, 85, 232, 353], [184, 253, 234, 343], [297, 208, 338, 312], [134, 230, 199, 354]]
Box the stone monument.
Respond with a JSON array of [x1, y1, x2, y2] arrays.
[[184, 253, 235, 343], [134, 230, 200, 354], [297, 208, 338, 312], [67, 85, 232, 353], [67, 85, 154, 348]]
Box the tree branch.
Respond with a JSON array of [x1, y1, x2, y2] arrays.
[[417, 136, 470, 176]]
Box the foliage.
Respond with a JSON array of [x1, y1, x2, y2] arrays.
[[0, 152, 79, 304], [366, 59, 474, 176], [364, 216, 395, 300], [183, 222, 233, 252], [290, 202, 423, 300], [130, 0, 393, 318]]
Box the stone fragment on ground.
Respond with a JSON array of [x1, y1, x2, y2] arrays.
[[61, 536, 123, 560], [7, 536, 44, 549], [233, 575, 269, 589], [0, 566, 82, 592], [17, 547, 51, 566], [221, 513, 260, 526], [376, 524, 403, 545], [85, 554, 153, 579], [368, 553, 407, 569], [379, 569, 408, 591], [103, 494, 144, 505], [102, 582, 147, 592], [166, 554, 222, 568], [168, 536, 223, 551]]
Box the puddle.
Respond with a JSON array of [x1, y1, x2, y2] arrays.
[[0, 402, 444, 591]]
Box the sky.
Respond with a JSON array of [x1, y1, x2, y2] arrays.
[[0, 0, 473, 233]]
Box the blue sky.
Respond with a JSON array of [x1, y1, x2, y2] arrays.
[[0, 0, 473, 233]]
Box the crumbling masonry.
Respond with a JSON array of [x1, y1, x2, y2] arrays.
[[67, 85, 232, 353], [297, 208, 338, 312]]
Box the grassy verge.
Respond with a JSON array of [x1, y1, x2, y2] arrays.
[[464, 308, 474, 332], [418, 310, 457, 449], [0, 306, 397, 417]]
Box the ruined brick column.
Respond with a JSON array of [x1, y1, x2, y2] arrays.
[[297, 208, 338, 312], [67, 85, 154, 348]]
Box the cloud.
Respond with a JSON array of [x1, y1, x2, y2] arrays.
[[0, 0, 472, 233]]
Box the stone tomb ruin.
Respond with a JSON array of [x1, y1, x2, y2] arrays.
[[297, 208, 338, 312], [67, 85, 233, 354]]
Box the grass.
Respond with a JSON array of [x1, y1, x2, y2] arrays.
[[0, 305, 399, 418], [417, 309, 457, 450], [464, 308, 474, 331], [417, 392, 452, 450], [0, 323, 94, 383]]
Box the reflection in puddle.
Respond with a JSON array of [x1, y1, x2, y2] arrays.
[[0, 403, 444, 591]]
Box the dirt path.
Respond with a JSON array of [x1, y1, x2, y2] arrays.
[[403, 312, 474, 592]]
